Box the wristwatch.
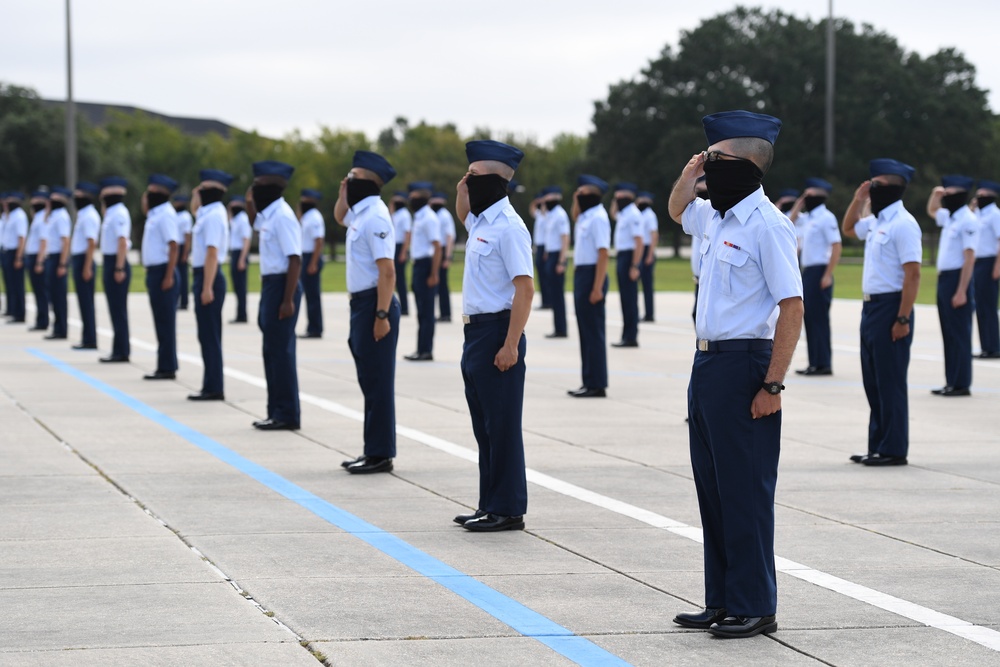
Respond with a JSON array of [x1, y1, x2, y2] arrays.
[[762, 381, 785, 395], [896, 315, 910, 325], [375, 309, 389, 320]]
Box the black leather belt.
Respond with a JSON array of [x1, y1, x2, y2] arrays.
[[350, 287, 378, 300], [863, 291, 901, 302], [696, 339, 773, 352], [462, 310, 511, 325]]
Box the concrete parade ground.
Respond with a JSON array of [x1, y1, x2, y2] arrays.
[[1, 288, 999, 666]]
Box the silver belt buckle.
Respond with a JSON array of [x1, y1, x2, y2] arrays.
[[697, 339, 709, 351], [462, 315, 471, 324], [863, 294, 871, 302]]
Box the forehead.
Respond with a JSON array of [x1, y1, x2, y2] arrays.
[[706, 139, 738, 155], [469, 160, 499, 174]]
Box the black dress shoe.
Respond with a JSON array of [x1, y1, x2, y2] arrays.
[[849, 452, 871, 463], [570, 387, 606, 398], [229, 318, 247, 324], [436, 316, 451, 322], [143, 371, 176, 380], [44, 334, 67, 340], [72, 343, 98, 350], [404, 352, 433, 361], [545, 332, 568, 339], [861, 453, 908, 466], [29, 325, 47, 331], [673, 607, 728, 629], [708, 615, 777, 638], [453, 509, 488, 525], [298, 332, 322, 339], [642, 316, 655, 322], [567, 386, 586, 396], [796, 366, 832, 376], [611, 340, 638, 348], [934, 386, 971, 397], [462, 513, 524, 532], [252, 418, 299, 431], [345, 456, 393, 474], [188, 392, 224, 401], [341, 455, 365, 469], [99, 355, 129, 363], [7, 318, 25, 324], [976, 351, 1000, 359]]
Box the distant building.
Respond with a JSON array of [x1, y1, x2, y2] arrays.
[[41, 100, 237, 137]]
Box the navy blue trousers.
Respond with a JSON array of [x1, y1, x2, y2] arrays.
[[535, 245, 549, 307], [176, 244, 189, 309], [26, 254, 48, 329], [71, 254, 96, 347], [640, 246, 655, 320], [860, 294, 912, 458], [44, 255, 68, 337], [973, 257, 999, 354], [937, 269, 974, 389], [461, 317, 528, 517], [573, 265, 608, 389], [229, 249, 248, 321], [615, 250, 639, 343], [394, 244, 409, 315], [438, 264, 452, 319], [802, 264, 833, 369], [102, 257, 130, 358], [145, 264, 180, 373], [688, 347, 779, 617], [411, 257, 435, 354], [544, 253, 567, 335], [348, 288, 400, 458], [301, 251, 323, 335], [3, 250, 25, 320], [259, 274, 302, 424], [193, 267, 226, 394], [0, 248, 10, 315]]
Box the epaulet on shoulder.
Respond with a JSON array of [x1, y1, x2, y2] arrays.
[[759, 202, 790, 228]]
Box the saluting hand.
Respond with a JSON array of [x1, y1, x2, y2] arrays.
[[373, 317, 390, 341], [853, 181, 871, 203], [751, 389, 781, 419], [494, 342, 518, 372]]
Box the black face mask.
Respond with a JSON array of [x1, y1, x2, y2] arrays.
[[430, 203, 444, 212], [391, 200, 405, 213], [615, 196, 634, 211], [230, 205, 245, 215], [31, 203, 47, 213], [102, 194, 124, 207], [172, 203, 187, 213], [251, 183, 284, 211], [702, 159, 764, 216], [199, 187, 225, 205], [869, 182, 906, 217], [300, 201, 316, 213], [146, 191, 170, 209], [636, 202, 650, 212], [977, 196, 997, 209], [779, 201, 794, 213], [545, 200, 561, 212], [74, 197, 92, 210], [942, 191, 967, 214], [695, 189, 710, 201], [50, 200, 66, 210], [346, 178, 381, 208], [803, 195, 827, 212], [577, 193, 603, 212], [409, 197, 428, 213], [466, 174, 509, 217]]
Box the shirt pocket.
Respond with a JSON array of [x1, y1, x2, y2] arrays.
[[467, 240, 493, 274], [715, 245, 750, 296]]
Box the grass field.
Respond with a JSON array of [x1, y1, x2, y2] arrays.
[[22, 252, 941, 305]]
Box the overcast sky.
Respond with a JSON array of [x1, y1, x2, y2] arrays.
[[3, 1, 997, 143]]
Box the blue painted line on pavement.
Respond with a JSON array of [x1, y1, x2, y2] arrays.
[[29, 348, 631, 667]]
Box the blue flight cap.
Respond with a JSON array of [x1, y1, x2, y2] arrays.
[[300, 188, 323, 200], [229, 195, 246, 204], [804, 178, 832, 192], [252, 160, 295, 180], [353, 150, 397, 185], [408, 181, 434, 193], [637, 191, 655, 200], [431, 191, 448, 201], [542, 186, 563, 196], [941, 174, 974, 191], [613, 182, 639, 194], [51, 186, 73, 197], [148, 174, 179, 193], [173, 194, 190, 203], [6, 191, 24, 201], [577, 174, 609, 194], [702, 110, 782, 146], [869, 159, 915, 183], [99, 176, 128, 189], [199, 169, 234, 186], [31, 190, 50, 199], [392, 190, 407, 199], [75, 181, 100, 197], [465, 140, 524, 170], [778, 188, 800, 199], [978, 180, 1000, 193]]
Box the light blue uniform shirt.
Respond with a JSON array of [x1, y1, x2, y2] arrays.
[[26, 211, 47, 255], [176, 210, 193, 239], [641, 207, 658, 245], [99, 203, 132, 255], [436, 206, 456, 244], [46, 207, 71, 254], [344, 195, 395, 293], [71, 204, 101, 255], [300, 208, 325, 252], [682, 188, 803, 341], [854, 200, 922, 295], [410, 204, 441, 259], [391, 206, 412, 241], [798, 204, 841, 268], [141, 202, 179, 266], [1, 208, 28, 249], [543, 205, 570, 251], [613, 203, 644, 251], [229, 210, 251, 251], [0, 214, 5, 250], [191, 202, 228, 268], [462, 197, 533, 315], [257, 198, 301, 275], [532, 208, 548, 248], [935, 206, 978, 271], [573, 204, 611, 266], [691, 233, 702, 278], [974, 202, 1000, 258]]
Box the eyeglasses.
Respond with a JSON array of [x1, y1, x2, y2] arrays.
[[701, 150, 752, 163]]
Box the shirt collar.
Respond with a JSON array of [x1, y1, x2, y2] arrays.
[[726, 186, 767, 226], [877, 199, 904, 222], [475, 196, 509, 225], [149, 201, 172, 216], [260, 197, 284, 219], [351, 194, 380, 215]]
